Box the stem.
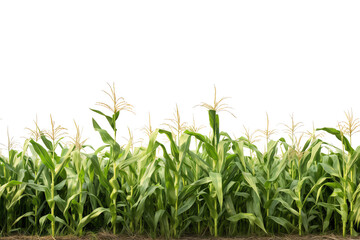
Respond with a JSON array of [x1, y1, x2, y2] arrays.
[[174, 198, 178, 237], [197, 202, 201, 234], [113, 163, 117, 234], [51, 142, 56, 237], [350, 201, 353, 236], [34, 169, 38, 234], [7, 211, 12, 233], [79, 181, 83, 236], [214, 200, 218, 237], [112, 128, 117, 234], [299, 208, 302, 236], [343, 190, 347, 237], [349, 151, 354, 236], [130, 186, 134, 232], [298, 186, 302, 236], [174, 174, 179, 237], [34, 203, 38, 234], [51, 170, 55, 237], [195, 143, 200, 234], [266, 189, 270, 229]]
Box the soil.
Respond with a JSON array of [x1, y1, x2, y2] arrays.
[[1, 233, 360, 240]]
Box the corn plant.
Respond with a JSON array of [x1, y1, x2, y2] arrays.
[[90, 82, 134, 234], [3, 83, 360, 238]]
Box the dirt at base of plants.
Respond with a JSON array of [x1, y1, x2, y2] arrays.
[[2, 233, 360, 240]]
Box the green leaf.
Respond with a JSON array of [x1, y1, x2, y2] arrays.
[[224, 195, 236, 216], [158, 129, 179, 160], [317, 127, 354, 154], [55, 146, 74, 177], [154, 209, 165, 231], [188, 151, 210, 174], [306, 141, 322, 170], [209, 171, 223, 209], [242, 172, 260, 200], [178, 133, 191, 172], [268, 216, 296, 233], [184, 130, 218, 160], [92, 118, 120, 160], [87, 154, 111, 191], [208, 110, 220, 147], [40, 135, 53, 152], [346, 146, 360, 177], [11, 211, 34, 227], [30, 140, 55, 171], [227, 212, 267, 233], [319, 163, 341, 178], [0, 180, 22, 197], [164, 160, 176, 205], [76, 207, 110, 234], [178, 195, 196, 216], [273, 197, 299, 216], [90, 108, 117, 131]]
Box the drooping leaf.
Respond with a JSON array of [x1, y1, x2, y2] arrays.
[[30, 140, 54, 171]]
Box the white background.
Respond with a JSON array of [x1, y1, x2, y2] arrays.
[[1, 1, 360, 152]]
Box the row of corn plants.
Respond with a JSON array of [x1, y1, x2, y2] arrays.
[[2, 84, 360, 237]]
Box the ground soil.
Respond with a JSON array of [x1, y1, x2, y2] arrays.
[[1, 233, 360, 240]]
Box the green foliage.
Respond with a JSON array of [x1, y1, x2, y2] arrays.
[[3, 88, 360, 238]]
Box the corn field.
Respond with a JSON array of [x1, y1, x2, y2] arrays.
[[2, 84, 360, 238]]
